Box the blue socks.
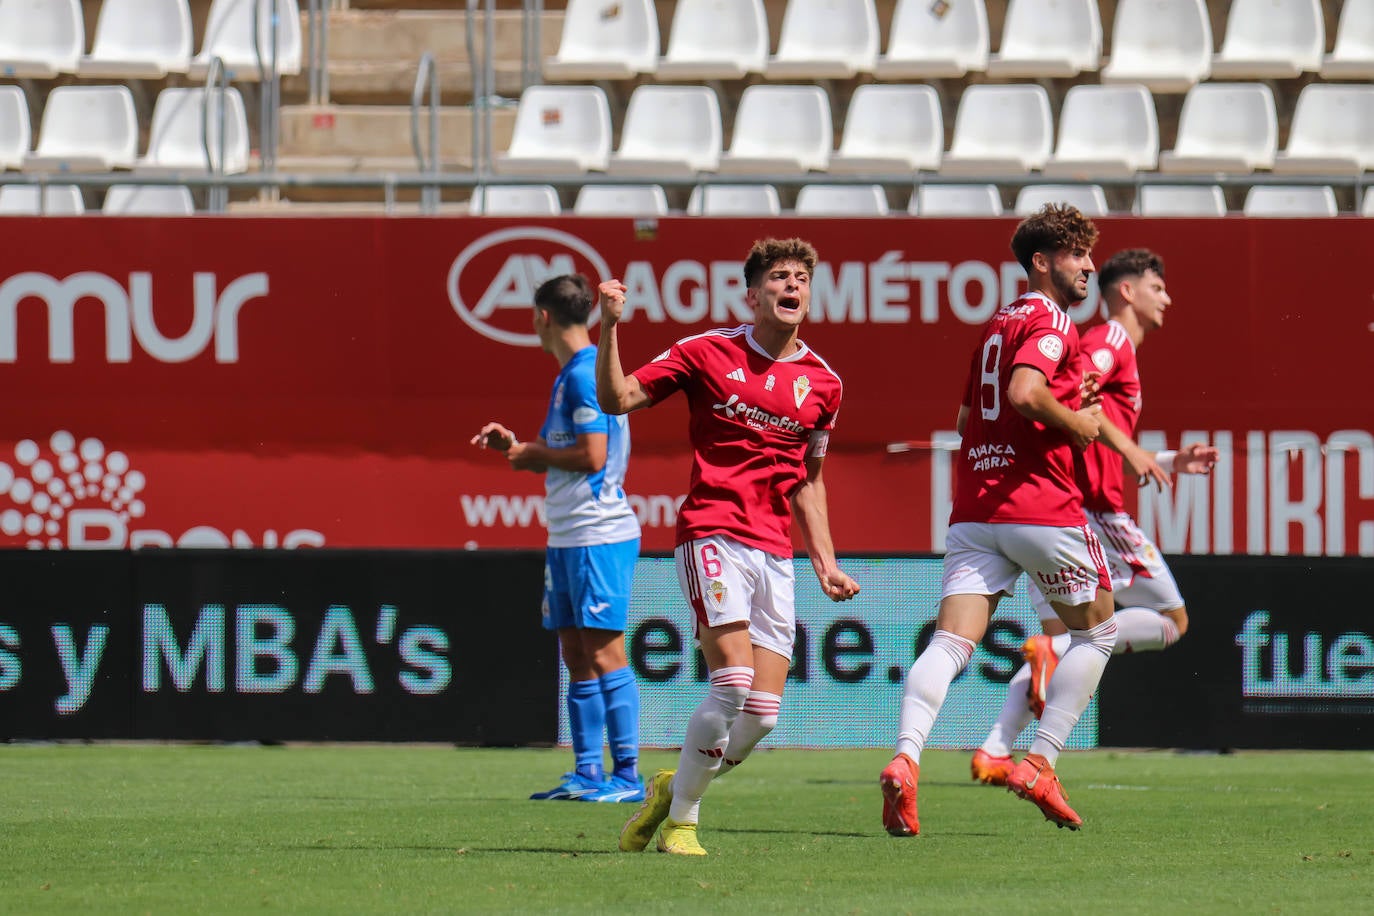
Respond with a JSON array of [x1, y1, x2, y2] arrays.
[[568, 677, 605, 780], [600, 666, 641, 781]]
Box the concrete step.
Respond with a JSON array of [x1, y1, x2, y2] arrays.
[[277, 103, 516, 166]]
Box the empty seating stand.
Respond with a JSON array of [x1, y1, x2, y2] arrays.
[[1158, 82, 1278, 174], [874, 0, 989, 79], [940, 84, 1054, 175], [78, 0, 193, 79], [829, 84, 942, 174], [716, 85, 833, 174], [1099, 0, 1212, 92], [0, 0, 83, 78], [986, 0, 1101, 78], [765, 0, 880, 80], [543, 0, 659, 81], [1210, 0, 1323, 79], [655, 0, 768, 81], [23, 86, 139, 172], [606, 85, 722, 177], [494, 85, 613, 175]]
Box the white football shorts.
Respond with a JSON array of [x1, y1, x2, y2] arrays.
[[1030, 511, 1185, 621], [943, 521, 1110, 609], [674, 534, 796, 659]]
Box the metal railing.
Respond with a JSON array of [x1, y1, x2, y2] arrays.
[[202, 56, 231, 213], [411, 52, 441, 213]]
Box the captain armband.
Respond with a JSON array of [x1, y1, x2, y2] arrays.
[[807, 430, 830, 459]]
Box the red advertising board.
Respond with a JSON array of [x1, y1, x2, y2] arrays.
[[1, 215, 1370, 554]]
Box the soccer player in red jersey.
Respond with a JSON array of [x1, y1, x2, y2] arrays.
[[596, 237, 860, 856], [881, 204, 1116, 834], [971, 249, 1219, 787]]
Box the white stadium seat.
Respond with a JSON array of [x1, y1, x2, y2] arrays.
[[1158, 83, 1277, 174], [986, 0, 1101, 78], [494, 85, 612, 175], [716, 85, 832, 174], [765, 0, 879, 79], [1210, 0, 1323, 79], [23, 86, 139, 172], [1100, 0, 1212, 93], [1042, 84, 1158, 179], [469, 184, 562, 216], [793, 184, 889, 216], [909, 184, 1003, 216], [874, 0, 989, 79], [0, 85, 31, 169], [655, 0, 768, 81], [543, 0, 658, 80], [103, 184, 196, 215], [137, 87, 251, 174], [1014, 184, 1109, 217], [188, 0, 302, 80], [0, 0, 83, 78], [1365, 187, 1374, 217], [829, 84, 942, 174], [573, 184, 670, 216], [78, 0, 193, 78], [1242, 185, 1338, 217], [607, 85, 722, 176], [1135, 185, 1228, 216], [0, 184, 84, 214], [1272, 84, 1374, 174], [687, 184, 781, 216], [1322, 0, 1374, 80], [940, 84, 1054, 175]]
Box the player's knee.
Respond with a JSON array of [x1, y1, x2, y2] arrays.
[[1165, 607, 1188, 639]]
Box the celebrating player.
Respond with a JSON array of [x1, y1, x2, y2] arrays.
[[881, 204, 1116, 835], [471, 274, 644, 804], [970, 249, 1219, 786], [596, 238, 860, 856]]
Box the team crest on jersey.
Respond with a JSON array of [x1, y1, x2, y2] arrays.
[[708, 580, 728, 605], [793, 375, 811, 408], [1038, 335, 1064, 361], [1092, 348, 1115, 373]]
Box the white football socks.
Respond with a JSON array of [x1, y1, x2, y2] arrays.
[[669, 665, 752, 824], [894, 630, 976, 762], [718, 690, 781, 777], [1030, 618, 1117, 765], [1113, 607, 1181, 653]]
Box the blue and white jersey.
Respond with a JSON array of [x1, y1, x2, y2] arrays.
[[541, 346, 641, 547]]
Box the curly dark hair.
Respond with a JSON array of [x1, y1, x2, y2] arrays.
[[1097, 248, 1165, 295], [743, 238, 819, 287], [1009, 204, 1100, 274], [533, 274, 595, 327]]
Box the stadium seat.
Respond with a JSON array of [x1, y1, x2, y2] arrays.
[[22, 86, 139, 172], [1099, 0, 1212, 92], [103, 184, 196, 215], [607, 85, 722, 176], [0, 184, 84, 214], [78, 0, 193, 78], [1242, 185, 1338, 217], [655, 0, 768, 81], [494, 85, 612, 175], [0, 85, 31, 169], [986, 0, 1101, 78], [1210, 0, 1323, 79], [543, 0, 658, 80], [828, 84, 941, 174], [940, 84, 1054, 175], [1272, 84, 1374, 174], [716, 85, 832, 174], [874, 0, 989, 79], [1365, 187, 1374, 217], [1321, 0, 1374, 80], [573, 184, 670, 216], [1042, 84, 1158, 179], [793, 184, 889, 216], [687, 184, 781, 215], [1135, 184, 1228, 216], [137, 87, 251, 174], [909, 184, 1003, 216], [469, 184, 561, 215], [765, 0, 879, 79], [0, 0, 83, 77], [1158, 83, 1277, 174], [188, 0, 302, 80], [1014, 184, 1109, 217]]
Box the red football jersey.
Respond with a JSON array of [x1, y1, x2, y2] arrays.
[[1076, 319, 1141, 513], [951, 292, 1086, 526], [631, 325, 843, 557]]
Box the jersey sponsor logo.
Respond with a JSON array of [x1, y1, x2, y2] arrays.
[[0, 270, 268, 365], [793, 375, 812, 409], [1037, 334, 1064, 361], [0, 430, 324, 550], [1091, 347, 1115, 373], [711, 394, 805, 434], [547, 430, 575, 445], [726, 367, 746, 383], [1034, 564, 1096, 598], [446, 227, 612, 346], [572, 406, 598, 425], [764, 373, 776, 391], [966, 442, 1016, 471]]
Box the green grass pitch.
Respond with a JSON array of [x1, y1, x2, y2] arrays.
[[2, 744, 1370, 913]]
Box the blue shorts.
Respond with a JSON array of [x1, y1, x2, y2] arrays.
[[542, 538, 640, 632]]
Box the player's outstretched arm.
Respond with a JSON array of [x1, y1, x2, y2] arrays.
[[1096, 414, 1171, 490], [1172, 441, 1220, 475], [594, 279, 652, 416], [471, 422, 517, 452], [792, 454, 859, 602]]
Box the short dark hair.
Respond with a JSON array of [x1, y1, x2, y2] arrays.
[[743, 238, 818, 288], [533, 274, 595, 327], [1097, 248, 1165, 296], [1009, 204, 1100, 274]]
